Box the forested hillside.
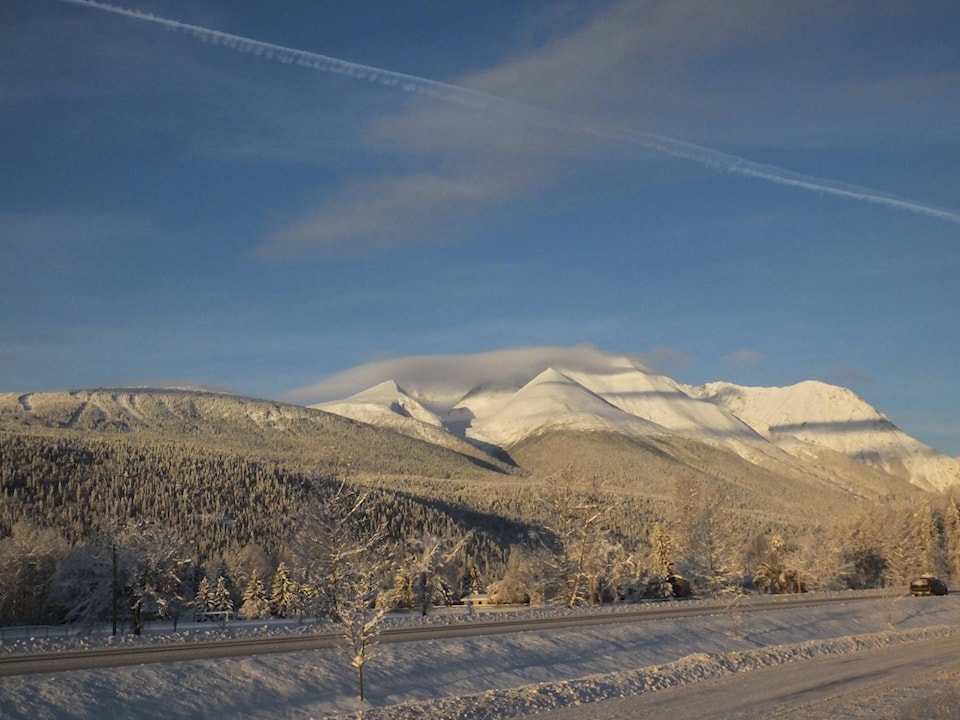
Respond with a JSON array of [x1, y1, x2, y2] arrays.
[[2, 389, 959, 630]]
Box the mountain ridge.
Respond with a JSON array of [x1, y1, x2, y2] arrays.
[[311, 351, 959, 493], [0, 388, 517, 478], [0, 381, 934, 552]]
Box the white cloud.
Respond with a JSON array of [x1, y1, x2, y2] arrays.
[[253, 0, 959, 259], [50, 1, 959, 260], [632, 346, 692, 375], [258, 169, 531, 260], [283, 343, 649, 405]]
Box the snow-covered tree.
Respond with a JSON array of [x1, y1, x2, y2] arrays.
[[672, 476, 738, 594], [537, 471, 612, 607], [584, 535, 635, 604], [648, 523, 675, 578], [270, 562, 296, 618], [292, 480, 394, 701], [212, 575, 234, 616], [195, 576, 215, 617], [239, 574, 270, 620], [944, 495, 960, 580], [394, 534, 471, 615], [293, 571, 325, 622], [382, 566, 416, 610], [114, 521, 193, 634], [49, 542, 113, 626], [751, 532, 791, 594], [51, 521, 192, 633], [1, 522, 69, 624]]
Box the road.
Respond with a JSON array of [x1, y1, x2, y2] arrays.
[[524, 631, 960, 719], [0, 593, 886, 677]]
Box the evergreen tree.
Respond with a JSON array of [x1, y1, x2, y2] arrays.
[[195, 576, 215, 618], [270, 562, 295, 618], [383, 566, 416, 610], [648, 523, 674, 578], [213, 575, 234, 616], [945, 497, 960, 580], [239, 575, 270, 620]]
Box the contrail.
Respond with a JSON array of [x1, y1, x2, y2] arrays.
[[55, 0, 960, 225]]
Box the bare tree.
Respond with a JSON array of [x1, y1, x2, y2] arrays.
[[51, 521, 192, 633], [393, 533, 473, 615], [337, 546, 390, 702], [487, 543, 548, 605], [0, 522, 69, 624], [536, 470, 613, 607], [292, 480, 393, 702], [672, 476, 738, 594]]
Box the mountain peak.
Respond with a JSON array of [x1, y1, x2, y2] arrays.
[[306, 347, 959, 492], [692, 379, 958, 491]]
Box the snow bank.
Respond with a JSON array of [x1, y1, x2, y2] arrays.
[[2, 593, 957, 720], [334, 623, 960, 720]]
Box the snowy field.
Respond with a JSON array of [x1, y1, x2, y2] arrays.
[[2, 593, 959, 719]]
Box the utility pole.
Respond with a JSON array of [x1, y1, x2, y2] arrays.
[[112, 543, 118, 636]]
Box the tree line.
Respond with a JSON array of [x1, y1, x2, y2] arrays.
[[3, 430, 960, 634]]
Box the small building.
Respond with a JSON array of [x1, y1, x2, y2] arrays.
[[462, 591, 491, 608]]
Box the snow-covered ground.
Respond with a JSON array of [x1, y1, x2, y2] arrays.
[[2, 593, 959, 719]]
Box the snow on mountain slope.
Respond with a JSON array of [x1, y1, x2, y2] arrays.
[[313, 381, 503, 460], [467, 368, 664, 447], [306, 347, 958, 492], [317, 380, 444, 428], [313, 359, 756, 451], [691, 380, 960, 492], [561, 365, 760, 440]]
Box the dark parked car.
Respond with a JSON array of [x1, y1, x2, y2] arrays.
[[910, 575, 949, 596]]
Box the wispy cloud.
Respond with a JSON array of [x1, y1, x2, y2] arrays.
[[55, 0, 960, 261], [633, 346, 693, 375], [285, 344, 646, 405], [260, 170, 530, 260]]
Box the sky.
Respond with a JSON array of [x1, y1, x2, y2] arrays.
[[1, 0, 958, 455]]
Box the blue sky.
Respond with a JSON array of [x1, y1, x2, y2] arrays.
[[2, 0, 958, 455]]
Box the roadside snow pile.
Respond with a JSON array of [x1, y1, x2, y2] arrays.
[[335, 623, 960, 720]]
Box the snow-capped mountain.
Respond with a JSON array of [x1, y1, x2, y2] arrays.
[[689, 380, 960, 492], [318, 380, 445, 430], [315, 353, 759, 450], [465, 367, 664, 447], [310, 348, 960, 492], [314, 380, 508, 464]]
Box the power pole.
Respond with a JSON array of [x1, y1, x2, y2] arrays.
[[112, 543, 118, 636]]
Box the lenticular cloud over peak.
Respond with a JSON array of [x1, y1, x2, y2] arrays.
[[285, 344, 650, 406]]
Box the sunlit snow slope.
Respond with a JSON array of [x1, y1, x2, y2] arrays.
[[312, 348, 959, 492], [691, 380, 960, 492]]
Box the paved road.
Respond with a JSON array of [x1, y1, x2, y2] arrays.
[[524, 631, 960, 719], [0, 592, 890, 677]]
